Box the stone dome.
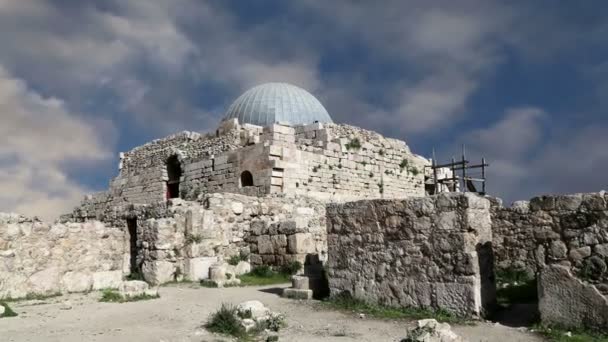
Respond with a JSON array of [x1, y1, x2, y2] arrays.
[[224, 82, 333, 127]]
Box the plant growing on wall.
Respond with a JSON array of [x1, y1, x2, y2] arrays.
[[345, 138, 362, 150], [399, 159, 409, 172], [185, 233, 203, 245], [378, 181, 384, 194]]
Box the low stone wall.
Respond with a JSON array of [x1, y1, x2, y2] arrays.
[[0, 213, 127, 299], [126, 193, 326, 284], [326, 193, 495, 317], [491, 192, 608, 330], [490, 198, 537, 276]]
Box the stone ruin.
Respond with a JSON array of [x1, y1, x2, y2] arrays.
[[0, 82, 606, 333]]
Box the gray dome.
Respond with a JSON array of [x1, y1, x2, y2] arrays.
[[224, 83, 333, 126]]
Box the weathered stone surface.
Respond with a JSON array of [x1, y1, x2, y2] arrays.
[[235, 261, 251, 276], [185, 257, 217, 280], [492, 192, 608, 330], [0, 215, 126, 299], [539, 264, 608, 331], [92, 271, 123, 290], [282, 288, 313, 300], [142, 261, 175, 285], [61, 272, 92, 293], [236, 300, 270, 319], [405, 319, 464, 342], [287, 233, 315, 254], [118, 280, 157, 298], [64, 121, 427, 227], [326, 194, 495, 317]]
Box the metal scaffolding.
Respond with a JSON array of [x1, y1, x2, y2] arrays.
[[427, 145, 489, 195]]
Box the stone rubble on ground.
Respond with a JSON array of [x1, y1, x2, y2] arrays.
[[404, 319, 465, 342], [118, 280, 158, 299]]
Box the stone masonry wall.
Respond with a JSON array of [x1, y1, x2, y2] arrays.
[[490, 198, 537, 276], [0, 213, 127, 299], [326, 193, 495, 317], [491, 192, 608, 330], [121, 193, 326, 285], [280, 123, 427, 201], [67, 121, 427, 221]]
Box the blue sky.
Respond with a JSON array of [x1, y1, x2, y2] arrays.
[[1, 0, 607, 219]]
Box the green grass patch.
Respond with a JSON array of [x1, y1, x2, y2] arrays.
[[2, 292, 62, 302], [205, 304, 245, 337], [238, 272, 291, 286], [495, 269, 538, 306], [496, 279, 537, 305], [205, 303, 285, 341], [534, 324, 608, 342], [320, 293, 466, 325], [99, 289, 159, 303], [200, 280, 219, 288], [0, 303, 18, 318]]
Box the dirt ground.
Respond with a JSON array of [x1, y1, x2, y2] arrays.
[[0, 283, 542, 342]]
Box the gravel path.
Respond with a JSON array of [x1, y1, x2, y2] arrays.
[[0, 283, 542, 342]]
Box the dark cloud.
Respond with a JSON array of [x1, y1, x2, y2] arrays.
[[0, 0, 607, 216]]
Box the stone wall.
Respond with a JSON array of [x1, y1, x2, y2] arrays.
[[326, 193, 495, 317], [109, 193, 327, 285], [490, 198, 537, 276], [491, 193, 608, 330], [0, 213, 127, 299], [66, 121, 427, 221], [283, 123, 427, 201]]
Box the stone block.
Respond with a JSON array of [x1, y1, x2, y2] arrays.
[[282, 288, 313, 300], [231, 202, 244, 215], [569, 246, 591, 262], [271, 235, 287, 251], [539, 264, 608, 331], [235, 261, 251, 276], [434, 281, 479, 317], [61, 272, 93, 293], [92, 270, 123, 290], [142, 260, 175, 285], [117, 280, 157, 298], [186, 257, 217, 280], [548, 241, 568, 260], [28, 267, 61, 294], [292, 275, 311, 290], [257, 235, 274, 254], [236, 300, 270, 319], [555, 194, 583, 211], [288, 233, 315, 254]]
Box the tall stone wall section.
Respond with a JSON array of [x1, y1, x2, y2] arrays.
[[281, 123, 427, 201], [123, 194, 326, 285], [326, 193, 495, 317], [0, 214, 127, 299], [67, 121, 427, 221], [491, 192, 608, 330]]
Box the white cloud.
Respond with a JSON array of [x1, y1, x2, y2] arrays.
[[0, 66, 115, 220]]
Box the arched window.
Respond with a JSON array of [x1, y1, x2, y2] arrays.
[[240, 170, 254, 187], [166, 155, 182, 199]]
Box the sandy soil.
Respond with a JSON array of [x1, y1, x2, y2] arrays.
[[0, 283, 542, 342]]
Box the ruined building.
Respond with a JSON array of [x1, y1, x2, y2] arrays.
[[1, 82, 606, 332]]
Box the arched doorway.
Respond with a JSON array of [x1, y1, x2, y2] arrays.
[[240, 170, 254, 187], [166, 155, 182, 199]]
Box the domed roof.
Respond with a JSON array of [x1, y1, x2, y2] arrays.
[[224, 83, 333, 127]]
